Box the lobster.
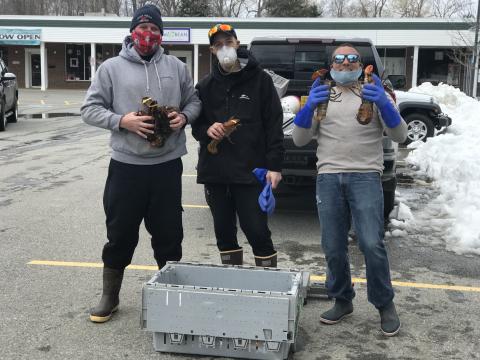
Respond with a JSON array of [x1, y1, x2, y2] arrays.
[[138, 97, 178, 147], [311, 69, 334, 122], [207, 117, 241, 155], [356, 64, 374, 125]]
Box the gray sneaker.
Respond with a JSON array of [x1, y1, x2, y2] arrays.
[[319, 299, 353, 324], [379, 301, 401, 336]]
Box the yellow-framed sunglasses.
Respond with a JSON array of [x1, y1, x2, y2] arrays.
[[208, 24, 234, 39]]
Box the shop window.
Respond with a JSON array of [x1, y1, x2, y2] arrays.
[[65, 44, 91, 81], [380, 48, 406, 77], [94, 44, 122, 67], [418, 48, 456, 86]]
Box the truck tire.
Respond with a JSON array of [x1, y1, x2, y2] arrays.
[[0, 99, 6, 132], [7, 96, 18, 123], [403, 113, 434, 145]]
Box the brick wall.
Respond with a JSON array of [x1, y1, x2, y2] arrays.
[[4, 46, 25, 88]]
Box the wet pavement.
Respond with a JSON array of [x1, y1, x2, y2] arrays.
[[0, 89, 479, 360]]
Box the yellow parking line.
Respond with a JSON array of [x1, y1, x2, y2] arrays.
[[28, 260, 157, 271], [40, 100, 45, 105], [27, 261, 480, 293], [64, 101, 70, 105], [310, 275, 480, 293], [183, 204, 208, 208]]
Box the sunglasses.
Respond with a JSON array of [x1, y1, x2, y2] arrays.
[[332, 54, 360, 64], [208, 24, 233, 38]]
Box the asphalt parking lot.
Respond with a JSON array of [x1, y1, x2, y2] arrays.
[[0, 89, 479, 360]]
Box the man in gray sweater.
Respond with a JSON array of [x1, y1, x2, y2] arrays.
[[81, 5, 200, 323], [292, 44, 406, 336]]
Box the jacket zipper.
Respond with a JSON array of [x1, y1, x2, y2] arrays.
[[226, 87, 230, 115]]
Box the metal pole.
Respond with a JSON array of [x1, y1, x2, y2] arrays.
[[472, 0, 480, 97]]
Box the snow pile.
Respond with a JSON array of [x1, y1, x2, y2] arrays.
[[392, 82, 480, 255]]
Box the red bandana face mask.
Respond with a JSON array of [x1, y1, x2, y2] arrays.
[[131, 30, 162, 55]]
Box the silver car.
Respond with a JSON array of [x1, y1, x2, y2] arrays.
[[0, 57, 18, 132]]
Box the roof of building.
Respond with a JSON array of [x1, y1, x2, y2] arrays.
[[0, 15, 472, 31], [0, 16, 473, 47]]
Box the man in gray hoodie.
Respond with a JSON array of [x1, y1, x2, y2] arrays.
[[81, 4, 201, 323]]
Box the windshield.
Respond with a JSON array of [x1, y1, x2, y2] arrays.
[[250, 41, 384, 96]]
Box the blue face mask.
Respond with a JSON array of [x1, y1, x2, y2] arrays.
[[330, 68, 362, 85]]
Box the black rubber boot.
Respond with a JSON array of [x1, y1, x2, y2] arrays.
[[254, 253, 277, 268], [89, 267, 124, 323], [319, 299, 353, 324], [220, 248, 243, 265], [379, 301, 401, 336]]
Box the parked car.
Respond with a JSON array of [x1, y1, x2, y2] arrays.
[[390, 80, 451, 144], [249, 37, 399, 219], [0, 57, 18, 132]]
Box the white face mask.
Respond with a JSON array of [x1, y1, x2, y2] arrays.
[[216, 46, 237, 71]]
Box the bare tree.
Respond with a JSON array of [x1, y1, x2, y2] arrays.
[[330, 0, 348, 17], [354, 0, 389, 17], [243, 0, 268, 17], [209, 0, 247, 17], [391, 0, 429, 17], [431, 0, 474, 19]]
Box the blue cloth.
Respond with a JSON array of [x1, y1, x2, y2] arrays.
[[259, 183, 276, 215], [316, 172, 394, 308], [362, 74, 402, 128], [294, 78, 329, 129], [252, 168, 275, 215]]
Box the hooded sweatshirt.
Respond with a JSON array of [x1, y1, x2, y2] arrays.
[[81, 36, 201, 165]]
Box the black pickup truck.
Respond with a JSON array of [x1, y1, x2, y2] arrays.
[[248, 37, 409, 219]]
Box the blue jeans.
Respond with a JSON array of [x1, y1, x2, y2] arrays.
[[316, 172, 394, 308]]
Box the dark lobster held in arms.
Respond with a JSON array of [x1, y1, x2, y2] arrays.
[[138, 97, 179, 147]]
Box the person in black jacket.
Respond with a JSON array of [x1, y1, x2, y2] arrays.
[[192, 24, 284, 267]]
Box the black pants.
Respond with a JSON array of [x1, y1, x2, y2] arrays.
[[102, 158, 183, 269], [204, 183, 275, 257]]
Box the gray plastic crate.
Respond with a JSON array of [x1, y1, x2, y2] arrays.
[[141, 262, 309, 360]]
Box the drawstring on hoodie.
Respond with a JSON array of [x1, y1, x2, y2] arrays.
[[142, 62, 150, 94], [153, 61, 163, 93], [142, 60, 163, 95]]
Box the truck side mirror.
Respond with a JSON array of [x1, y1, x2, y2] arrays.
[[387, 75, 406, 90]]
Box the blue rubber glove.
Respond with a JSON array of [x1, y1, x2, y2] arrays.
[[294, 78, 329, 129], [362, 74, 402, 128], [305, 78, 330, 111], [259, 183, 276, 215], [252, 168, 267, 186], [253, 168, 276, 215]]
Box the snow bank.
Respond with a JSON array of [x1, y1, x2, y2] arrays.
[[398, 82, 480, 255]]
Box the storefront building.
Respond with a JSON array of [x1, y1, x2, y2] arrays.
[[0, 16, 473, 92]]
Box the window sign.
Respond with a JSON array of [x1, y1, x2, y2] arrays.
[[163, 28, 190, 43], [434, 51, 444, 61], [0, 29, 41, 45]]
